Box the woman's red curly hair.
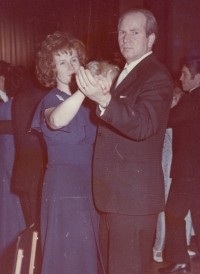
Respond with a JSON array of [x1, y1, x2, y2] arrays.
[[36, 31, 86, 88]]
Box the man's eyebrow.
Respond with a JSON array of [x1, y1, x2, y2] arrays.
[[118, 28, 139, 32]]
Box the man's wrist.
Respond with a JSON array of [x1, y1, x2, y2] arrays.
[[99, 95, 111, 109]]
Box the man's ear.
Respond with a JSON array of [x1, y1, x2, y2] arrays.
[[148, 33, 156, 48]]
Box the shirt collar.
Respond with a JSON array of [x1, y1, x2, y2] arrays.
[[124, 51, 152, 74], [190, 86, 199, 93]]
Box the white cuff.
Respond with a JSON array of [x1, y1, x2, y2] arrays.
[[99, 105, 106, 116]]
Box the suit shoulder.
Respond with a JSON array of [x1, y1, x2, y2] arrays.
[[150, 58, 171, 77], [190, 87, 200, 98], [139, 58, 172, 84]]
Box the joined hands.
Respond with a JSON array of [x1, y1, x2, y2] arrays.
[[76, 66, 112, 108]]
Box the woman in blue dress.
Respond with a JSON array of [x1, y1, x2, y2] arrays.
[[32, 31, 99, 274]]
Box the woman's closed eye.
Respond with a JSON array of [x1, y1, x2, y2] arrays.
[[59, 61, 65, 65], [71, 57, 79, 63]]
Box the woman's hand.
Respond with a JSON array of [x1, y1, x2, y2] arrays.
[[76, 67, 112, 107], [171, 94, 181, 108]]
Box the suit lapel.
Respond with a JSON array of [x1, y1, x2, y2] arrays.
[[112, 53, 156, 96], [113, 67, 137, 96]]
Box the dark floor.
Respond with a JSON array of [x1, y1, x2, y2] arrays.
[[144, 237, 200, 274], [1, 235, 199, 274]]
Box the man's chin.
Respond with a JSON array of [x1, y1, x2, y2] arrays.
[[182, 85, 188, 92], [121, 49, 132, 55]]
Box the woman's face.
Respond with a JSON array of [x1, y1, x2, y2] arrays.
[[54, 49, 80, 86]]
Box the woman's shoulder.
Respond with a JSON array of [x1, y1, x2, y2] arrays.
[[40, 88, 69, 109], [42, 88, 60, 101]]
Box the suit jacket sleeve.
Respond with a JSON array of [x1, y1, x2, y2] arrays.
[[97, 68, 173, 141]]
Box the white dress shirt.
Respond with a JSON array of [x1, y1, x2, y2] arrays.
[[99, 51, 153, 115]]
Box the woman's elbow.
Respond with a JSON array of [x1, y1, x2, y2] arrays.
[[48, 115, 64, 130]]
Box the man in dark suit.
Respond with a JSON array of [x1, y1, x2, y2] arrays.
[[159, 59, 200, 273], [77, 8, 173, 274]]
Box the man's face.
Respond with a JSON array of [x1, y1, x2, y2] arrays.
[[118, 12, 155, 64], [180, 66, 200, 92]]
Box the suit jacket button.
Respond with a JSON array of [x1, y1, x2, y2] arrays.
[[98, 132, 101, 136]]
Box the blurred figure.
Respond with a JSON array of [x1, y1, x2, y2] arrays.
[[11, 67, 48, 229], [159, 58, 200, 273], [0, 65, 26, 272], [112, 51, 125, 70], [0, 61, 11, 133], [153, 82, 185, 262], [87, 60, 120, 84], [0, 60, 10, 102]]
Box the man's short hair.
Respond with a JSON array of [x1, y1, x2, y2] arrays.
[[183, 58, 200, 79], [118, 8, 158, 39]]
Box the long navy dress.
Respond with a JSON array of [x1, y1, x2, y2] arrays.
[[32, 88, 99, 274]]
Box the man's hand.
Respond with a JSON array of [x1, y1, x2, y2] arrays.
[[76, 67, 112, 107]]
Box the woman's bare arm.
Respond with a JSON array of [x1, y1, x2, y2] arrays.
[[44, 90, 85, 130]]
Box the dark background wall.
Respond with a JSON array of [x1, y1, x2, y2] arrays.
[[0, 0, 200, 78]]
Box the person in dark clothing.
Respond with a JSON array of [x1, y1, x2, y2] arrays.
[[11, 70, 48, 228], [0, 65, 26, 274], [77, 8, 173, 274], [159, 58, 200, 273]]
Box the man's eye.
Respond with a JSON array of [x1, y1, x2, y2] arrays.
[[119, 31, 125, 36]]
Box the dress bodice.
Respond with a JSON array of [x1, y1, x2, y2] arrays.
[[32, 88, 96, 164]]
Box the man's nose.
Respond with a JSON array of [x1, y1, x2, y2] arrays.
[[123, 33, 131, 43], [179, 74, 183, 81]]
